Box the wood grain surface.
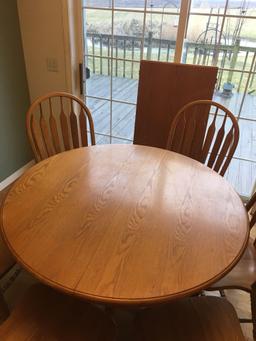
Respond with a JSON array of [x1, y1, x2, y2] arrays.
[[1, 145, 249, 305], [133, 61, 217, 148]]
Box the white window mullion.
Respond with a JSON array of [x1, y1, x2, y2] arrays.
[[174, 0, 191, 63], [237, 52, 256, 120], [110, 0, 114, 144], [140, 0, 148, 61], [211, 0, 229, 66]]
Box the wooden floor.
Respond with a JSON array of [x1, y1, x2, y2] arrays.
[[226, 290, 253, 341], [86, 74, 256, 198]]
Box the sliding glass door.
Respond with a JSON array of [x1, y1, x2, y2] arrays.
[[81, 0, 256, 198]]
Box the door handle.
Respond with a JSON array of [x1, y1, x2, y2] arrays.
[[79, 63, 83, 95]]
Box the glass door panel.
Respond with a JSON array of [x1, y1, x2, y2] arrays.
[[82, 0, 180, 144], [183, 0, 256, 198]]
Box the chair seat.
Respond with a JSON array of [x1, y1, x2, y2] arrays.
[[0, 284, 116, 340], [135, 296, 245, 341], [210, 238, 256, 292]]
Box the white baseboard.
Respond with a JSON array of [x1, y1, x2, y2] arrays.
[[0, 160, 35, 191]]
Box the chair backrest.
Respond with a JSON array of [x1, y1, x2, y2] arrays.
[[246, 190, 256, 230], [133, 60, 218, 148], [166, 100, 239, 176], [26, 92, 96, 162]]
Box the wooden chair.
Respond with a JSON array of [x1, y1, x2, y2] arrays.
[[26, 92, 96, 162], [166, 100, 239, 176], [135, 296, 245, 340], [208, 191, 256, 339], [0, 284, 116, 340]]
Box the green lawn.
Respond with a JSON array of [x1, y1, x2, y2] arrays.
[[84, 8, 256, 40]]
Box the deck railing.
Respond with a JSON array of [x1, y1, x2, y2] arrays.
[[86, 32, 256, 91]]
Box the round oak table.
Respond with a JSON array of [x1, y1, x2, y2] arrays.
[[1, 145, 249, 305]]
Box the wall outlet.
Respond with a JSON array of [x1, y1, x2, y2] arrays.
[[46, 58, 58, 72]]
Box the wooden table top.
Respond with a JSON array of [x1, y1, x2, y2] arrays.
[[1, 145, 249, 305]]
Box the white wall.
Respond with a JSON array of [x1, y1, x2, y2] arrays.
[[17, 0, 75, 101]]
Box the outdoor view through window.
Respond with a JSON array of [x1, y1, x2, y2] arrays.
[[82, 0, 256, 198]]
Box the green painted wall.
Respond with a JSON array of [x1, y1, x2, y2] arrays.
[[0, 0, 32, 182]]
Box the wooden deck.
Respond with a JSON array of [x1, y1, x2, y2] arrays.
[[85, 74, 256, 198]]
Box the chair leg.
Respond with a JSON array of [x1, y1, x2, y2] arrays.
[[219, 289, 226, 297], [0, 291, 9, 324], [251, 283, 256, 340]]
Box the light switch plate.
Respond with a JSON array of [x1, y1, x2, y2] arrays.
[[46, 58, 58, 72]]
